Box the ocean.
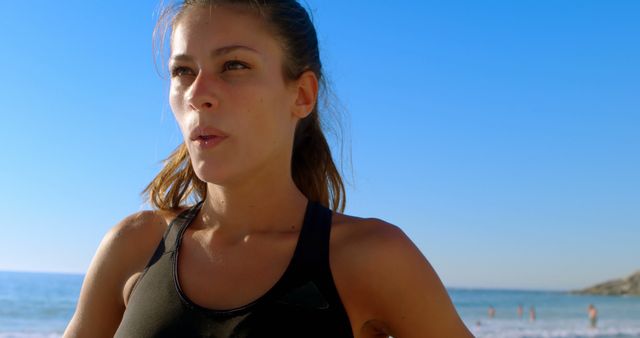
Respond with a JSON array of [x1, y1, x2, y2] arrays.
[[452, 289, 640, 338], [1, 271, 639, 338]]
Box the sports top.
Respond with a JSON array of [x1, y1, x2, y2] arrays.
[[114, 200, 354, 338]]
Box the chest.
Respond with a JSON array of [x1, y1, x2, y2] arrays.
[[118, 230, 356, 338], [177, 231, 298, 311], [120, 211, 389, 338], [177, 226, 390, 338]]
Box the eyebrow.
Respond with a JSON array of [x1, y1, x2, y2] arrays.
[[169, 45, 261, 63]]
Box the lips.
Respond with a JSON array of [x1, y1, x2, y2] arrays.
[[189, 126, 228, 150], [189, 126, 229, 141]]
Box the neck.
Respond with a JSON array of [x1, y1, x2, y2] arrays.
[[196, 170, 308, 245]]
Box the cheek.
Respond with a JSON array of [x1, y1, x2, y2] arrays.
[[169, 84, 183, 114], [252, 93, 288, 125], [246, 97, 294, 150], [169, 87, 189, 134]]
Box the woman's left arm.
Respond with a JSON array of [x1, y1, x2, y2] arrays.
[[345, 220, 474, 338]]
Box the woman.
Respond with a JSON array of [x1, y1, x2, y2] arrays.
[[64, 1, 472, 337]]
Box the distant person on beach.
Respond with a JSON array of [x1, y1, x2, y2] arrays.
[[588, 304, 598, 328], [517, 304, 524, 318], [529, 306, 536, 322], [62, 1, 473, 337], [488, 305, 496, 318]]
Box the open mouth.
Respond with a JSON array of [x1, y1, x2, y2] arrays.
[[189, 126, 228, 148], [194, 135, 227, 148]]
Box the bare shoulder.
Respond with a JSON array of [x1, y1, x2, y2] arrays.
[[100, 208, 180, 277], [107, 208, 177, 253], [63, 207, 186, 337], [110, 207, 190, 305], [329, 213, 473, 338], [331, 213, 405, 247], [329, 214, 423, 290], [329, 213, 414, 274]]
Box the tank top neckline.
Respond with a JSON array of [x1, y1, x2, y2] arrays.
[[170, 199, 316, 316]]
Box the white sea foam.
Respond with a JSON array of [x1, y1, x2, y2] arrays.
[[469, 320, 640, 338]]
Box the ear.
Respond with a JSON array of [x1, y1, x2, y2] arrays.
[[291, 70, 319, 119]]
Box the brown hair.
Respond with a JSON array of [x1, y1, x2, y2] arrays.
[[143, 0, 346, 212]]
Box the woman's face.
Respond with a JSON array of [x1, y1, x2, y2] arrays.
[[169, 6, 301, 186]]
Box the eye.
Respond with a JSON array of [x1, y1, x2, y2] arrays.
[[170, 66, 195, 78], [223, 60, 250, 72]]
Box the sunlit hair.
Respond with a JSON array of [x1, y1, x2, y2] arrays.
[[143, 0, 346, 212]]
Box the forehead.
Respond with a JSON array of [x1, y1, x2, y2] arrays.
[[171, 6, 281, 58]]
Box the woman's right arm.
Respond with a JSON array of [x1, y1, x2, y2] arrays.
[[63, 211, 169, 337]]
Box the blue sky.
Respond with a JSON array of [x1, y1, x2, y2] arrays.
[[1, 0, 638, 291]]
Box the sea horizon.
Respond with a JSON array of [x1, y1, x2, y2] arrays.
[[0, 269, 588, 293]]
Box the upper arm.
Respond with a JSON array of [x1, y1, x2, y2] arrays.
[[346, 221, 473, 338], [63, 211, 168, 337]]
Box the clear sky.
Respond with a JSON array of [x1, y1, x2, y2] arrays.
[[1, 0, 638, 291]]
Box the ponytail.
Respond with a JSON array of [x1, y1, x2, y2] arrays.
[[142, 143, 207, 211], [292, 109, 346, 212]]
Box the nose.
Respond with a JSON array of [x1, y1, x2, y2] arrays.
[[186, 72, 220, 113]]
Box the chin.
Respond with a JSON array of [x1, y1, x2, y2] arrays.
[[192, 162, 233, 186]]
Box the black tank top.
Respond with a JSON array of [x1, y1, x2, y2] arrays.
[[114, 201, 354, 338]]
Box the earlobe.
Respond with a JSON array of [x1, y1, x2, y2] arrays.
[[293, 71, 319, 119]]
